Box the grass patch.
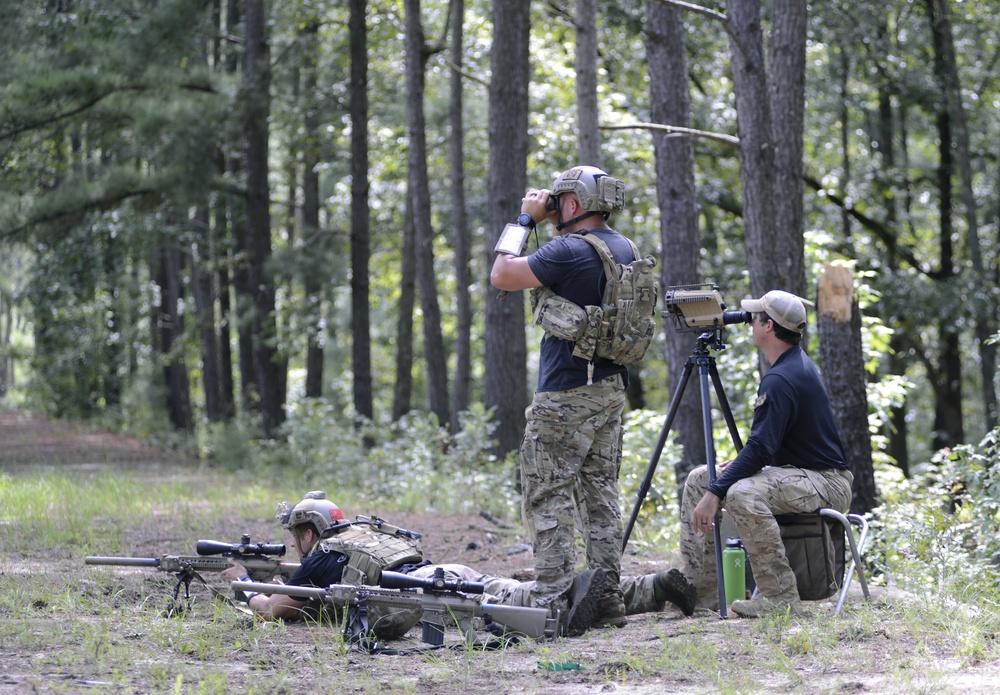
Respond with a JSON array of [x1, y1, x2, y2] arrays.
[[0, 470, 318, 555]]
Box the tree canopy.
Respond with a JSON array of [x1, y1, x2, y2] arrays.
[[1, 0, 997, 489]]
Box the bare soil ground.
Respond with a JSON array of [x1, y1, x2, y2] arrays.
[[3, 413, 1000, 694]]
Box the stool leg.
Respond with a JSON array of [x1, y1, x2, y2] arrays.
[[820, 509, 871, 616]]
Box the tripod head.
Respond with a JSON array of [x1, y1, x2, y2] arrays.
[[693, 329, 730, 355]]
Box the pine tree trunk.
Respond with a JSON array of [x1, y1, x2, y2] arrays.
[[244, 0, 285, 436], [392, 189, 417, 422], [484, 0, 531, 456], [157, 240, 193, 432], [646, 1, 706, 503], [191, 207, 224, 422], [301, 20, 324, 400], [449, 0, 472, 431], [927, 0, 963, 449], [727, 0, 780, 299], [350, 0, 374, 420], [404, 0, 450, 427], [932, 0, 998, 432], [818, 264, 878, 514], [575, 0, 602, 166], [767, 0, 807, 298]]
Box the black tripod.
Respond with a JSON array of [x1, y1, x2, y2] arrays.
[[621, 329, 744, 618]]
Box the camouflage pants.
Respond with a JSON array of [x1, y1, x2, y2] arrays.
[[411, 564, 661, 615], [680, 464, 853, 601], [519, 374, 626, 608]]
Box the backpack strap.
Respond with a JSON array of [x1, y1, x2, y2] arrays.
[[569, 232, 640, 294]]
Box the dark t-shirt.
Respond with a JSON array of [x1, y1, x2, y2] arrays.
[[284, 548, 348, 602], [708, 345, 848, 498], [526, 228, 633, 392]]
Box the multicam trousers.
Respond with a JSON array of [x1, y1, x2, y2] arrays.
[[413, 564, 663, 615], [680, 464, 854, 602], [519, 374, 626, 609]]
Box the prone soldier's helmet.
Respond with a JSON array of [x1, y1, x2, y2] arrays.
[[550, 165, 626, 216], [276, 491, 345, 538]]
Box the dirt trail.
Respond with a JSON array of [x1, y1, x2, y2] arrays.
[[0, 412, 182, 468]]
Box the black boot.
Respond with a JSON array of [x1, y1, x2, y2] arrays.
[[564, 568, 607, 637]]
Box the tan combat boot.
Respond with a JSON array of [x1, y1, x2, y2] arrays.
[[730, 587, 803, 619]]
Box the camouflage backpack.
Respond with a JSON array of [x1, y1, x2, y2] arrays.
[[532, 233, 658, 367]]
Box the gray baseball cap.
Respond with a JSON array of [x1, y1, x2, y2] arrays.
[[741, 290, 809, 334]]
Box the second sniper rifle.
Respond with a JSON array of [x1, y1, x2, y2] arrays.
[[232, 568, 558, 649], [85, 535, 297, 601], [83, 515, 423, 603]]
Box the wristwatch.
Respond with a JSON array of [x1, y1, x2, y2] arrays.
[[516, 212, 536, 228]]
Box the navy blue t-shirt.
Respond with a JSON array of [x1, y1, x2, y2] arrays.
[[708, 345, 848, 498], [526, 228, 633, 392], [284, 548, 348, 602]]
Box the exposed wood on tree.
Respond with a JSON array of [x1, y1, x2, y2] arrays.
[[818, 263, 878, 514]]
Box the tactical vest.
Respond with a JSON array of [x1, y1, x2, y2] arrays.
[[320, 522, 423, 586], [531, 233, 658, 367]]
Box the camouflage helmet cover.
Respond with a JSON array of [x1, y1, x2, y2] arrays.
[[276, 491, 345, 536], [550, 165, 626, 214]]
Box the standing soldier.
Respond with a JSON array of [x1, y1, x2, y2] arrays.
[[490, 166, 642, 629]]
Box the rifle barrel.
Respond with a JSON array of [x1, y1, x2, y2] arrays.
[[85, 556, 160, 568], [231, 580, 326, 601]]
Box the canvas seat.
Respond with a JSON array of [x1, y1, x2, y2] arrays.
[[747, 509, 871, 616]]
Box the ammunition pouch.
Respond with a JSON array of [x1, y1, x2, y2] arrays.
[[531, 287, 591, 343], [572, 305, 603, 362], [342, 551, 383, 586]]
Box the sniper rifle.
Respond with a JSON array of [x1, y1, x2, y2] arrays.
[[85, 535, 298, 601], [232, 567, 557, 650]]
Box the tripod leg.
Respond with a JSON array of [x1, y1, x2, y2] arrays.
[[699, 360, 729, 619], [621, 358, 696, 552], [709, 359, 744, 452]]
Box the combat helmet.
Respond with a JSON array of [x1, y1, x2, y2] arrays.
[[275, 491, 345, 551], [550, 165, 625, 219]]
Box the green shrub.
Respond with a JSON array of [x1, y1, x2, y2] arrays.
[[872, 427, 1000, 599], [273, 399, 517, 517], [619, 408, 683, 552]]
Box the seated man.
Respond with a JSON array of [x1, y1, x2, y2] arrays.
[[221, 492, 695, 638], [678, 290, 854, 618]]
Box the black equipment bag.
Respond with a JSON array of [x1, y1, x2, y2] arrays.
[[774, 513, 846, 601]]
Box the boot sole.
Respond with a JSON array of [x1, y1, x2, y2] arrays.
[[565, 568, 607, 637]]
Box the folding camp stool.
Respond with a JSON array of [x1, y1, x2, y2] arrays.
[[746, 509, 871, 616]]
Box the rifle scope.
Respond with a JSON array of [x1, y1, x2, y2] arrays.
[[380, 569, 485, 595], [196, 539, 286, 557]]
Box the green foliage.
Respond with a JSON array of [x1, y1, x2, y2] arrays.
[[872, 427, 1000, 599], [270, 402, 685, 541], [23, 212, 153, 420], [618, 408, 683, 551], [274, 400, 517, 517]]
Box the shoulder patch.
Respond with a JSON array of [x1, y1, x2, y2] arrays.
[[755, 393, 767, 409]]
